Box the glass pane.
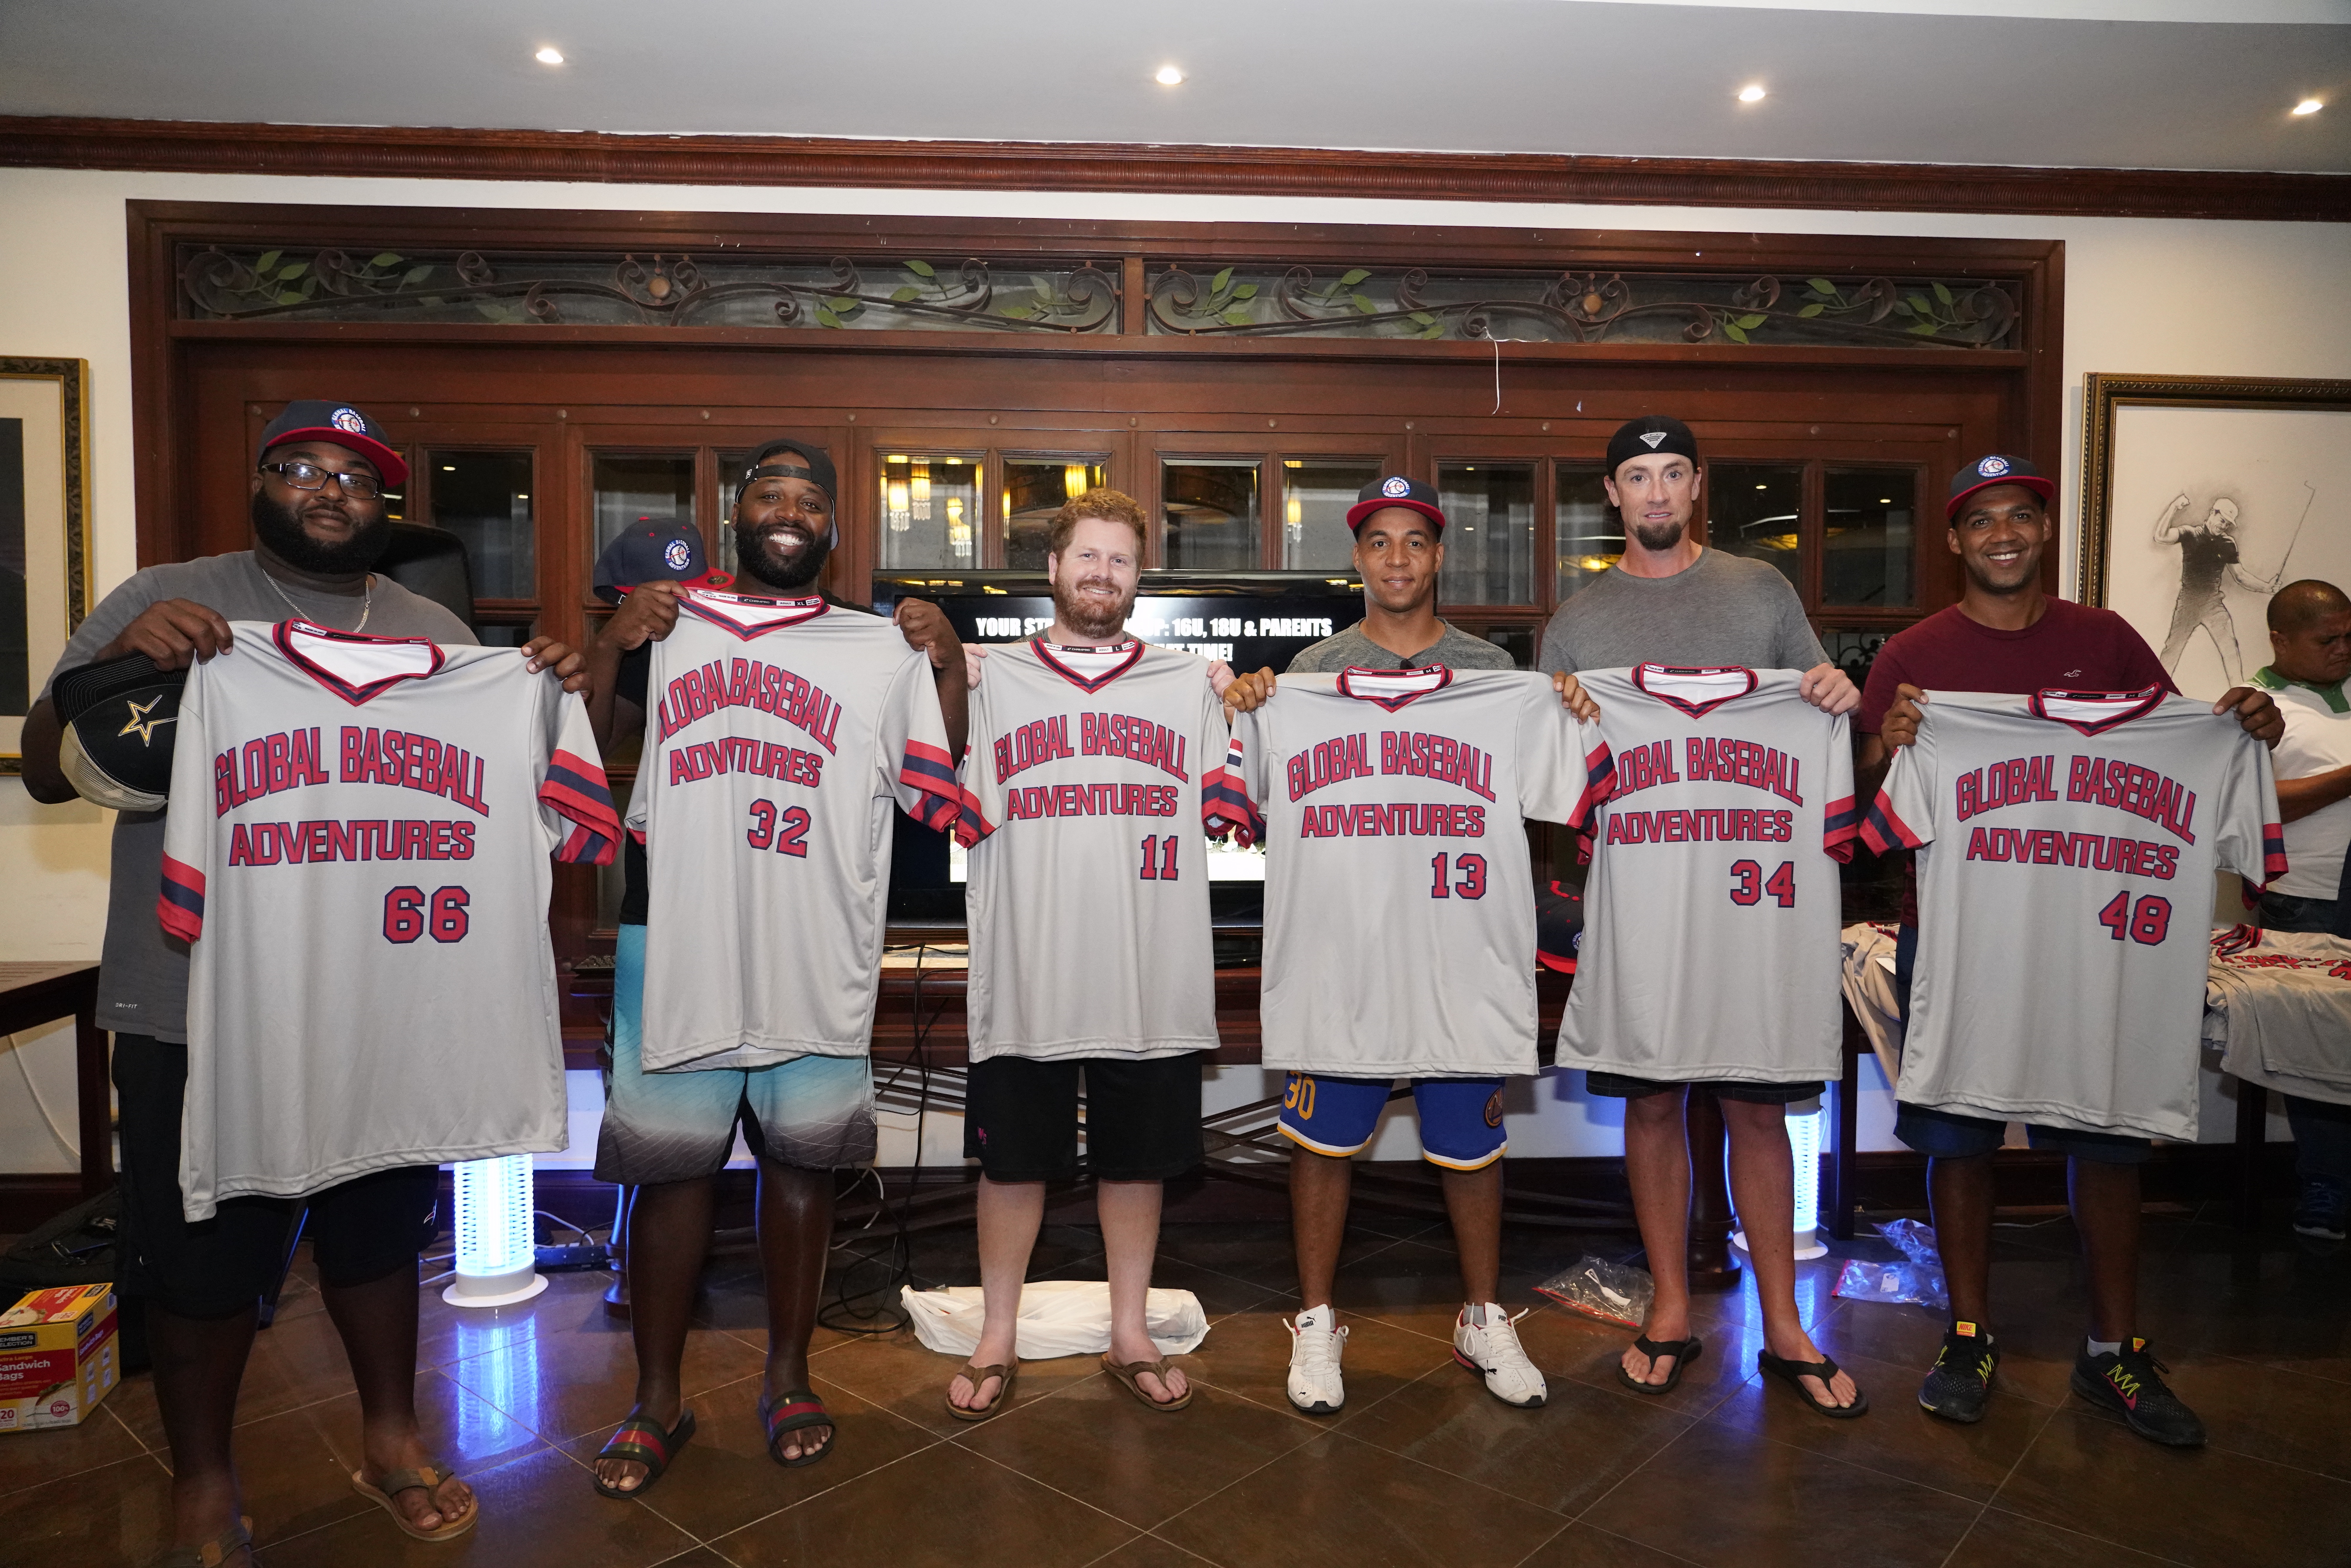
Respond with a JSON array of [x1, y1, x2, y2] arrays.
[[1708, 464, 1804, 592], [426, 450, 534, 601], [1163, 458, 1260, 570], [1822, 468, 1917, 608], [592, 453, 694, 556], [474, 623, 534, 648], [1554, 464, 1621, 601], [1003, 457, 1110, 571], [879, 451, 982, 569], [1436, 462, 1536, 605], [1281, 458, 1380, 570]]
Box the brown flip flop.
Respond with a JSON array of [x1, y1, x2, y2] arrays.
[[946, 1361, 1017, 1422], [351, 1459, 478, 1541], [1102, 1354, 1193, 1412]]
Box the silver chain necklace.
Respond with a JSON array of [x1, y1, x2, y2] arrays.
[[264, 569, 372, 634]]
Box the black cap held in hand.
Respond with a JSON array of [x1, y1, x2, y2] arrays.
[[1606, 416, 1699, 480]]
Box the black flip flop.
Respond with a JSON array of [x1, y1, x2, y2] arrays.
[[1757, 1350, 1871, 1418], [592, 1406, 696, 1499], [759, 1387, 836, 1468], [1616, 1334, 1703, 1395]]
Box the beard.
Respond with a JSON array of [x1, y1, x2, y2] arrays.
[[734, 520, 831, 592], [250, 487, 390, 576], [1627, 514, 1687, 553], [1052, 572, 1134, 641]]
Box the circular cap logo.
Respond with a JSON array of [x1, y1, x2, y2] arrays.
[[1977, 455, 2010, 477], [329, 407, 368, 435], [662, 538, 694, 570], [1381, 476, 1411, 498]]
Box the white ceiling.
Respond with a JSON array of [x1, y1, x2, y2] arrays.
[[1, 0, 2346, 173]]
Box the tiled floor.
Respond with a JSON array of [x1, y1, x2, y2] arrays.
[[9, 1203, 2350, 1568]]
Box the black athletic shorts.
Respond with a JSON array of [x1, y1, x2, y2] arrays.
[[114, 1034, 440, 1318], [1586, 1070, 1824, 1106], [963, 1052, 1205, 1182]]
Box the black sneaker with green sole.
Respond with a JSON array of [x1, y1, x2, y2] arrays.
[[1919, 1327, 1998, 1423], [2072, 1339, 2206, 1448]]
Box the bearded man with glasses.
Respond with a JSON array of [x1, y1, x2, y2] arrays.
[[20, 400, 587, 1564]]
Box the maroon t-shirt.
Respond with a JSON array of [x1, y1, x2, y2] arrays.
[[1858, 598, 2174, 734], [1859, 598, 2175, 926]]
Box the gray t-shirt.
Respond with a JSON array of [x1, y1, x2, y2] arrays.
[[1536, 550, 1827, 675], [1288, 620, 1516, 674], [38, 552, 475, 1043]]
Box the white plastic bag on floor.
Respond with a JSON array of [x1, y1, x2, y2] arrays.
[[899, 1280, 1209, 1359]]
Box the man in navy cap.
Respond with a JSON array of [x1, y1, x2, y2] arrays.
[[1860, 453, 2278, 1443], [19, 400, 588, 1558], [1537, 415, 1867, 1419]]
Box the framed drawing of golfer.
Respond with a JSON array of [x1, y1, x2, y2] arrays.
[[2082, 373, 2351, 701]]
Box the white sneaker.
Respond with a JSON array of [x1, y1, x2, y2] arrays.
[[1455, 1302, 1547, 1408], [1286, 1304, 1348, 1414]]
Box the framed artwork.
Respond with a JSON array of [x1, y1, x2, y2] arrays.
[[0, 359, 93, 771], [2082, 372, 2351, 701]]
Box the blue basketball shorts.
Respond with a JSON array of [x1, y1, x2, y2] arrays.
[[1277, 1072, 1508, 1170]]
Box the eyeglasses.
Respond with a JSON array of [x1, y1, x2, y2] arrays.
[[260, 460, 385, 500]]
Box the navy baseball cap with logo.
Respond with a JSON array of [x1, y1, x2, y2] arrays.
[[1946, 453, 2055, 519], [259, 400, 408, 488], [593, 521, 734, 603], [1346, 474, 1446, 533]]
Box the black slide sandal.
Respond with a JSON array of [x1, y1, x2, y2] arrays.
[[1616, 1334, 1703, 1395], [1758, 1350, 1871, 1418], [592, 1406, 696, 1498]]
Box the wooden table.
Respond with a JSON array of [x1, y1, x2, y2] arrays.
[[0, 962, 109, 1198]]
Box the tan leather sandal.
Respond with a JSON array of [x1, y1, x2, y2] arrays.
[[1102, 1354, 1193, 1412], [350, 1460, 478, 1542], [146, 1519, 252, 1568], [945, 1360, 1017, 1422]]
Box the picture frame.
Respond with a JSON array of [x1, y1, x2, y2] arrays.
[[2081, 372, 2351, 702], [0, 358, 94, 772]]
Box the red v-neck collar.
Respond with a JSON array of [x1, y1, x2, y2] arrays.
[[2028, 685, 2168, 736], [274, 620, 446, 706], [1633, 664, 1759, 719], [1032, 637, 1146, 693], [1336, 665, 1453, 711], [677, 590, 830, 641]]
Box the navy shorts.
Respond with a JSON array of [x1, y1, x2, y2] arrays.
[[1278, 1073, 1507, 1170]]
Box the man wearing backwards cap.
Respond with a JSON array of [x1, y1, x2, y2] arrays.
[[1858, 454, 2278, 1445], [581, 437, 965, 1490], [1537, 415, 1867, 1418], [20, 400, 589, 1559]]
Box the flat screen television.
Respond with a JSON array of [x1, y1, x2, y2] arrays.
[[873, 575, 1367, 927]]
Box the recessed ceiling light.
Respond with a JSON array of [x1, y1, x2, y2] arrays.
[[534, 46, 564, 65], [1156, 65, 1185, 86], [1737, 84, 1766, 103], [2293, 98, 2324, 116]]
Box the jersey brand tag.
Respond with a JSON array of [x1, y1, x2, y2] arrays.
[[1032, 637, 1146, 692]]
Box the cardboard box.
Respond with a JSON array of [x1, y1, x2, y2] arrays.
[[0, 1284, 119, 1432]]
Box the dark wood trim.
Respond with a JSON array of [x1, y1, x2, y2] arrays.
[[15, 118, 2351, 223], [0, 1174, 91, 1233]]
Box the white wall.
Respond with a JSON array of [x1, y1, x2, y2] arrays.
[[4, 165, 2346, 1168]]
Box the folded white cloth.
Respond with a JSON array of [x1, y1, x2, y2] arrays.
[[900, 1280, 1209, 1360]]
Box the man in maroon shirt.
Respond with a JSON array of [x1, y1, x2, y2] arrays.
[[1857, 454, 2280, 1447]]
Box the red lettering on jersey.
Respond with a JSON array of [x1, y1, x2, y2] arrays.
[[1288, 733, 1375, 801]]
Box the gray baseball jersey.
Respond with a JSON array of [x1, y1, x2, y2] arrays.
[[1866, 688, 2284, 1140], [161, 620, 617, 1219], [1558, 666, 1858, 1084], [957, 639, 1232, 1061], [624, 591, 961, 1072], [1221, 668, 1607, 1078]]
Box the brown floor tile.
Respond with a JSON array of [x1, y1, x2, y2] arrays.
[[441, 1312, 767, 1446], [804, 1327, 1111, 1438], [1581, 1418, 1982, 1568], [1031, 1253, 1284, 1318], [556, 1369, 942, 1540], [415, 1268, 627, 1370], [1809, 1296, 2076, 1408], [1178, 1305, 1454, 1426], [1992, 1407, 2351, 1568], [103, 1308, 367, 1450], [1516, 1523, 1704, 1568], [305, 1367, 548, 1485], [953, 1363, 1316, 1529], [1152, 1430, 1567, 1568], [2137, 1351, 2351, 1481], [258, 1445, 696, 1567], [1708, 1340, 2058, 1503], [645, 1550, 737, 1568], [1944, 1506, 2191, 1567], [1518, 1300, 1768, 1419], [0, 1452, 174, 1567], [1339, 1363, 1692, 1515], [708, 1440, 1135, 1568], [0, 1402, 149, 1496], [1150, 1220, 1413, 1295], [1083, 1534, 1220, 1568]]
